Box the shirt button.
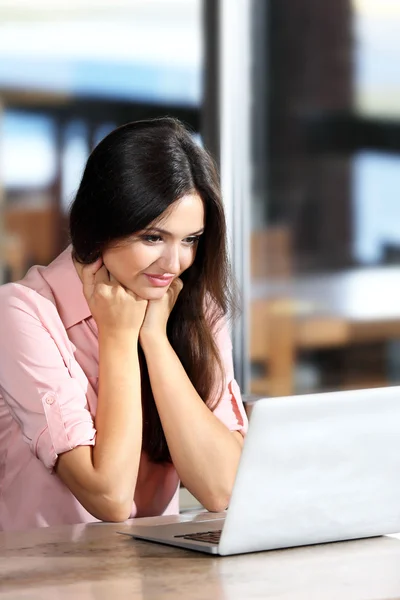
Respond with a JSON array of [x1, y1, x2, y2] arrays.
[[46, 395, 55, 405]]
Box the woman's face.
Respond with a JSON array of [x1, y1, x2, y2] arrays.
[[102, 192, 205, 300]]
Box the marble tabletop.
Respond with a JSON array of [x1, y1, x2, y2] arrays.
[[1, 512, 400, 599]]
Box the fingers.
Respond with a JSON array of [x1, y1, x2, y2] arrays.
[[167, 277, 183, 309], [81, 258, 110, 299], [171, 277, 183, 294]]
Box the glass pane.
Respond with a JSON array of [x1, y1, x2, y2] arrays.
[[249, 0, 400, 399], [354, 0, 400, 118], [61, 120, 89, 214], [0, 1, 202, 105], [1, 111, 56, 189]]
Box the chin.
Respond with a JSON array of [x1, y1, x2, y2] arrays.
[[135, 286, 169, 301]]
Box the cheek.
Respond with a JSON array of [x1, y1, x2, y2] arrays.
[[103, 247, 154, 280], [181, 248, 197, 271], [130, 247, 157, 270]]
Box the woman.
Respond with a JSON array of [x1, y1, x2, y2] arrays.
[[0, 117, 248, 532]]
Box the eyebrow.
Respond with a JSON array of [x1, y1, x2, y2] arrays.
[[144, 227, 205, 236]]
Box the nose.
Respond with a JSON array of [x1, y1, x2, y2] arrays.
[[160, 243, 181, 274]]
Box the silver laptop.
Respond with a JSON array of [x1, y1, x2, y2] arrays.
[[122, 386, 400, 555]]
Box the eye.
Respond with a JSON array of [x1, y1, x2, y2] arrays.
[[142, 234, 162, 243], [183, 235, 201, 245]]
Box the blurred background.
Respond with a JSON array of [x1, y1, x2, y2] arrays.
[[1, 0, 400, 401]]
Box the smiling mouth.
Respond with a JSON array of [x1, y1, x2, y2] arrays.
[[144, 273, 174, 280], [144, 273, 174, 287]]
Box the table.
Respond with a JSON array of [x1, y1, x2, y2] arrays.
[[252, 266, 400, 346], [250, 266, 400, 395], [2, 512, 400, 599]]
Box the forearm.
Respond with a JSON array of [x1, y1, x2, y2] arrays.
[[141, 334, 243, 512], [56, 331, 142, 521], [92, 331, 142, 510]]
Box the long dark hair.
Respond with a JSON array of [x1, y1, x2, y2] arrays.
[[69, 117, 237, 462]]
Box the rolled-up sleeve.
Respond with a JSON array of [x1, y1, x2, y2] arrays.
[[0, 286, 96, 471], [211, 318, 249, 437]]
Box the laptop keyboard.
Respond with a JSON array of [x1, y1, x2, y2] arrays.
[[174, 530, 222, 545]]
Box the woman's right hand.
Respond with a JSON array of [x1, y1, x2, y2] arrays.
[[81, 258, 148, 335]]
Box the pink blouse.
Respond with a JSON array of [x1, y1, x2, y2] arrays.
[[0, 246, 248, 531]]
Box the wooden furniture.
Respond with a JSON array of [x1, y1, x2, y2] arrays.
[[249, 227, 295, 396], [250, 266, 400, 395], [0, 233, 26, 281], [3, 205, 59, 269], [250, 298, 295, 396], [1, 513, 400, 598], [251, 226, 293, 279]]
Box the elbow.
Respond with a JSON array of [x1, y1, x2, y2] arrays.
[[100, 502, 132, 523], [194, 476, 237, 513], [92, 493, 133, 523], [203, 491, 231, 513]]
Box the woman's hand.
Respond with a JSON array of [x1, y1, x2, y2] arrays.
[[139, 277, 183, 340], [82, 258, 148, 336]]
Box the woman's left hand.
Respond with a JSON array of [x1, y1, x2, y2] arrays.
[[139, 277, 183, 340]]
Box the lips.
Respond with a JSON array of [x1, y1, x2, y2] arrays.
[[144, 273, 174, 287]]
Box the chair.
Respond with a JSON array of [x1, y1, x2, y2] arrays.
[[250, 298, 296, 398], [0, 233, 26, 282], [251, 226, 293, 279], [3, 205, 59, 267]]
